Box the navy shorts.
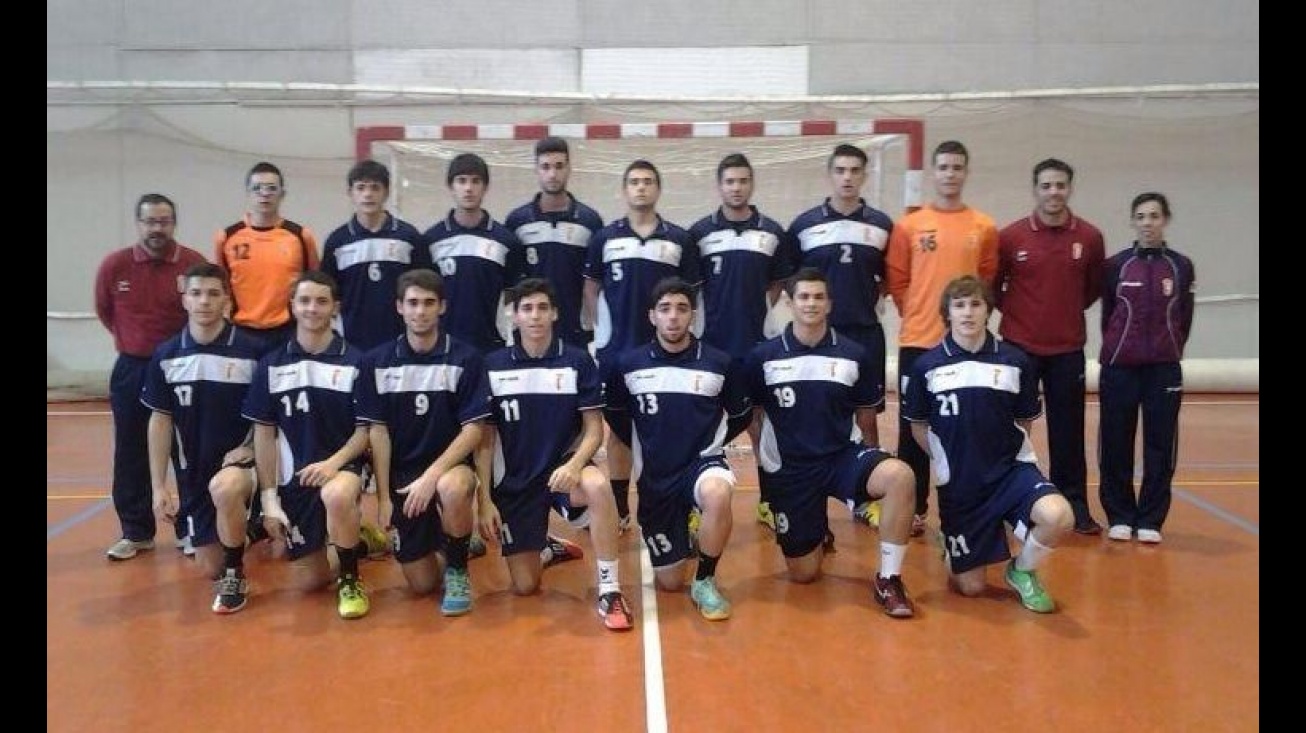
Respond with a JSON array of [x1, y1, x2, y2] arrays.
[[492, 482, 552, 556], [279, 461, 363, 561], [760, 443, 892, 558], [386, 467, 448, 564], [638, 455, 735, 568], [938, 462, 1059, 574]]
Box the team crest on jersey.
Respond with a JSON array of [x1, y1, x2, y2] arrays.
[[993, 367, 1003, 386], [117, 280, 131, 293], [331, 368, 341, 387], [556, 373, 565, 392], [1072, 242, 1083, 260], [919, 231, 937, 252], [1015, 250, 1028, 263], [1162, 278, 1173, 296]]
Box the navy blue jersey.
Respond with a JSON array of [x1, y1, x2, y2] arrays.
[[786, 199, 892, 329], [504, 194, 605, 348], [141, 323, 261, 489], [689, 206, 795, 360], [902, 332, 1043, 492], [321, 213, 428, 351], [583, 216, 700, 357], [356, 333, 492, 482], [605, 339, 749, 495], [484, 337, 602, 493], [241, 335, 366, 486], [746, 324, 884, 472], [423, 210, 519, 352]]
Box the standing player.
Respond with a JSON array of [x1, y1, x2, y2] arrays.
[[243, 271, 374, 619], [785, 144, 894, 531], [215, 161, 320, 356], [95, 193, 208, 561], [357, 268, 490, 616], [605, 278, 749, 621], [994, 158, 1106, 534], [745, 268, 918, 618], [689, 153, 794, 533], [505, 137, 606, 350], [476, 278, 634, 631], [143, 263, 262, 613], [583, 160, 701, 531], [321, 159, 428, 352], [902, 275, 1073, 613], [423, 152, 519, 353], [886, 140, 999, 537]]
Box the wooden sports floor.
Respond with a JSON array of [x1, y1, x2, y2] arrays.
[[47, 395, 1259, 732]]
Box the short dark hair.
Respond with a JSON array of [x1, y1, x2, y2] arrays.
[[136, 193, 177, 221], [783, 266, 828, 299], [246, 161, 284, 187], [649, 276, 696, 309], [1032, 158, 1073, 185], [508, 277, 558, 309], [624, 159, 661, 187], [717, 153, 752, 182], [447, 153, 490, 186], [1131, 191, 1172, 218], [291, 269, 339, 301], [396, 268, 445, 300], [183, 262, 230, 293], [827, 144, 867, 170], [534, 136, 570, 159], [938, 275, 994, 323], [933, 140, 969, 165], [348, 160, 390, 189]]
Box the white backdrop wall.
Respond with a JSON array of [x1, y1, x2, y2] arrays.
[[47, 1, 1258, 393]]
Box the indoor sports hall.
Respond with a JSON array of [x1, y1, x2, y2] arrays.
[[48, 3, 1257, 731]]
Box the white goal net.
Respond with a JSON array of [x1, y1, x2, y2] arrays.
[[360, 120, 923, 236], [361, 119, 923, 344]]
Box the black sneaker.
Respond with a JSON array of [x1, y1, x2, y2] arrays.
[[212, 569, 249, 614]]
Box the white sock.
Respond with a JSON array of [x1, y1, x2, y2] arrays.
[[1016, 532, 1053, 572], [877, 542, 907, 578], [597, 559, 620, 595]]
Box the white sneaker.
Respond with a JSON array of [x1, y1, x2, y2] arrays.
[[1107, 525, 1133, 542], [1136, 529, 1163, 544], [106, 538, 155, 560]]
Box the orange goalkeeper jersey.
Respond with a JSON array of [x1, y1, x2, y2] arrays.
[[885, 204, 998, 349], [214, 215, 320, 330]]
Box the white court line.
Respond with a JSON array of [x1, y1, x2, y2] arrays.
[[639, 541, 669, 733]]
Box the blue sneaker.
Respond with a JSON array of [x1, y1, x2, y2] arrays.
[[689, 577, 731, 621], [441, 568, 473, 616]]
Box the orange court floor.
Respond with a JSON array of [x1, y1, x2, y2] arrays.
[[47, 395, 1259, 733]]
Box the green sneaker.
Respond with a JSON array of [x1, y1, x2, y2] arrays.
[[441, 568, 473, 616], [1004, 560, 1055, 613], [690, 577, 731, 621], [337, 577, 370, 619], [756, 501, 776, 532]]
